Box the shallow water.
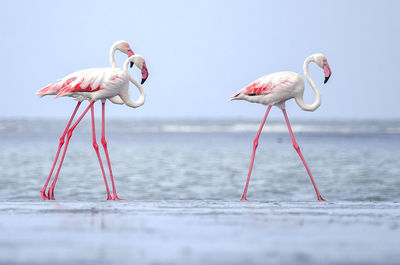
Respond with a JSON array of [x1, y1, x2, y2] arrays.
[[0, 200, 399, 265], [0, 119, 399, 201], [1, 119, 400, 264]]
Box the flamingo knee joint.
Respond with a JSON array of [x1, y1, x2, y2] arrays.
[[101, 138, 107, 147], [92, 142, 99, 150], [67, 129, 73, 138], [253, 139, 259, 147]]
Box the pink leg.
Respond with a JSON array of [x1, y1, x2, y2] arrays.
[[47, 101, 95, 200], [40, 102, 81, 200], [101, 101, 123, 200], [282, 109, 326, 201], [90, 104, 112, 200], [241, 105, 272, 201]]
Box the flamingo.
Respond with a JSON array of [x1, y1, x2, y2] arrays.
[[37, 40, 136, 200], [230, 53, 332, 201], [37, 52, 149, 200]]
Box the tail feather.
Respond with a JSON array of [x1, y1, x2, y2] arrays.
[[229, 90, 243, 101], [37, 77, 77, 98], [36, 84, 61, 97]]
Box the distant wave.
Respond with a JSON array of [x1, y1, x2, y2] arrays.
[[160, 123, 400, 134], [0, 119, 399, 134]]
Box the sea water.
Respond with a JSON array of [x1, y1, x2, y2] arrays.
[[1, 119, 400, 264], [0, 118, 399, 202]]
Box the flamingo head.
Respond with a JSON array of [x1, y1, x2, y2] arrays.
[[130, 55, 149, 85], [114, 40, 135, 68], [313, 54, 332, 84]]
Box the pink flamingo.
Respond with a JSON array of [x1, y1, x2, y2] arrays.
[[37, 41, 135, 200], [230, 53, 332, 201], [37, 48, 148, 200]]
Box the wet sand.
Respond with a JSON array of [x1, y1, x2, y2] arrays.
[[0, 200, 399, 265]]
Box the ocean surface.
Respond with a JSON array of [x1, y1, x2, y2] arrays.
[[1, 119, 400, 265], [0, 118, 399, 202]]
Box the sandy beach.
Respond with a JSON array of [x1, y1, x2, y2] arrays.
[[1, 200, 399, 265]]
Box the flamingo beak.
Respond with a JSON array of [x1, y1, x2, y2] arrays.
[[141, 61, 148, 84], [127, 49, 135, 68], [323, 61, 331, 84]]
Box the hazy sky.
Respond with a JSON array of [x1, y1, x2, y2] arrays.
[[1, 0, 399, 119]]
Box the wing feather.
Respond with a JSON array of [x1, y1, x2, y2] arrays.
[[55, 68, 125, 98], [37, 68, 95, 97], [241, 72, 296, 96]]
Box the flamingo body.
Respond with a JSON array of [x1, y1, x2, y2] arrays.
[[37, 68, 106, 97], [37, 68, 129, 103], [231, 71, 303, 107], [36, 40, 135, 104], [38, 53, 147, 106], [49, 67, 128, 100]]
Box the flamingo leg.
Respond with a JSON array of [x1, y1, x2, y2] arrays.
[[282, 109, 326, 201], [40, 102, 81, 200], [101, 101, 123, 200], [90, 104, 112, 200], [47, 101, 95, 200], [241, 105, 272, 201]]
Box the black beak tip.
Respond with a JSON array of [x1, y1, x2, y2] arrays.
[[130, 61, 134, 68], [324, 75, 331, 84], [141, 78, 147, 85]]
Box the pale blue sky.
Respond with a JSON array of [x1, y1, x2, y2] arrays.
[[0, 0, 399, 119]]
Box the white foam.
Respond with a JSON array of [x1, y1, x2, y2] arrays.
[[0, 119, 399, 134]]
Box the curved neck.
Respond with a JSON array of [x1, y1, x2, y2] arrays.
[[295, 56, 321, 112], [119, 60, 146, 108], [109, 45, 118, 68]]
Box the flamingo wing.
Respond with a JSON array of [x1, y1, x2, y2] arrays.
[[232, 72, 298, 99], [242, 79, 274, 96], [36, 69, 98, 97], [56, 68, 108, 97], [38, 68, 125, 98]]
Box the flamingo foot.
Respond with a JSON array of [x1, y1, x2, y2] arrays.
[[240, 195, 249, 201], [106, 195, 113, 200], [40, 189, 49, 200], [48, 188, 56, 200], [317, 194, 326, 201], [113, 195, 124, 200]]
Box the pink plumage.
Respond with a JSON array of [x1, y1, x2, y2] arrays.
[[232, 72, 300, 107], [230, 53, 332, 201], [37, 70, 95, 97], [38, 40, 149, 201], [37, 68, 127, 101]]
